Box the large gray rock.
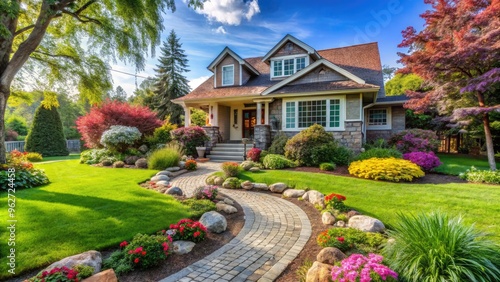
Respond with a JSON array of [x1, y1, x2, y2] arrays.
[[253, 183, 268, 190], [138, 144, 149, 154], [214, 176, 225, 186], [335, 220, 346, 227], [223, 198, 234, 205], [283, 189, 306, 198], [216, 202, 237, 214], [322, 212, 335, 225], [200, 211, 227, 233], [269, 183, 288, 193], [316, 247, 347, 265], [45, 250, 102, 274], [241, 180, 254, 190], [249, 167, 260, 172], [240, 161, 255, 171], [156, 170, 174, 177], [151, 175, 170, 182], [303, 190, 325, 208], [156, 180, 169, 186], [348, 215, 385, 233], [172, 241, 196, 255], [165, 187, 183, 196], [166, 166, 181, 172], [178, 161, 186, 168], [306, 261, 332, 282]]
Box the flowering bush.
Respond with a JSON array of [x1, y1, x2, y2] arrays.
[[389, 129, 440, 153], [459, 166, 500, 184], [221, 161, 241, 177], [185, 159, 197, 170], [100, 125, 142, 153], [317, 228, 386, 252], [403, 151, 442, 171], [262, 154, 296, 169], [28, 265, 93, 282], [0, 150, 49, 190], [171, 126, 209, 157], [169, 218, 208, 242], [194, 185, 218, 200], [325, 193, 348, 212], [349, 158, 425, 182], [331, 253, 398, 282], [247, 148, 262, 162]]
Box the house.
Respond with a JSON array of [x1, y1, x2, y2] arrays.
[[173, 34, 406, 156]]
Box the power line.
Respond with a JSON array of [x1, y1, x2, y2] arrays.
[[108, 68, 150, 79]]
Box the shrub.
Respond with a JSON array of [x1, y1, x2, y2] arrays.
[[0, 169, 49, 190], [6, 116, 28, 136], [25, 105, 69, 157], [330, 145, 353, 166], [100, 125, 142, 153], [181, 199, 216, 218], [26, 152, 43, 162], [171, 126, 209, 157], [221, 161, 241, 177], [80, 148, 116, 164], [222, 177, 240, 189], [325, 193, 348, 212], [194, 185, 218, 200], [263, 154, 296, 169], [147, 148, 180, 170], [349, 158, 425, 182], [169, 218, 208, 243], [389, 129, 440, 153], [144, 120, 177, 148], [317, 227, 386, 252], [331, 254, 398, 282], [268, 131, 289, 155], [459, 166, 500, 184], [6, 129, 18, 141], [113, 161, 125, 168], [103, 233, 172, 274], [383, 211, 500, 282], [246, 147, 262, 162], [319, 162, 335, 171], [403, 151, 442, 171], [259, 150, 268, 162], [76, 100, 162, 148], [364, 138, 390, 150], [355, 148, 402, 161], [185, 159, 197, 170], [285, 124, 335, 166], [27, 265, 90, 282]]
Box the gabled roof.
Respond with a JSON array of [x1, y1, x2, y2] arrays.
[[261, 34, 321, 63], [207, 47, 260, 76], [262, 59, 366, 95]]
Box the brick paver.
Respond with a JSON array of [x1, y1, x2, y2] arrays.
[[161, 162, 311, 282]]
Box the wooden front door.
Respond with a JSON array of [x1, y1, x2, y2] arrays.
[[242, 109, 265, 139]]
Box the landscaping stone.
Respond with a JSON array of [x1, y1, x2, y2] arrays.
[[316, 247, 347, 265], [334, 220, 346, 227], [156, 170, 174, 177], [214, 176, 225, 186], [223, 198, 234, 205], [240, 161, 254, 171], [135, 158, 148, 168], [172, 241, 196, 255], [283, 189, 306, 198], [241, 180, 254, 190], [156, 180, 169, 186], [322, 212, 335, 225], [347, 210, 361, 218], [124, 155, 140, 165], [216, 202, 237, 214], [138, 144, 149, 154], [200, 211, 227, 233], [222, 177, 239, 189], [249, 167, 261, 172], [253, 183, 268, 190], [151, 175, 170, 182], [303, 190, 325, 208], [306, 261, 333, 282], [269, 182, 287, 193], [166, 187, 183, 196], [348, 215, 385, 232], [166, 166, 181, 172], [178, 161, 186, 168], [45, 250, 102, 274], [82, 269, 117, 282]]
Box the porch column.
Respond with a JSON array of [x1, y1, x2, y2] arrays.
[[256, 102, 262, 125], [209, 103, 218, 126], [183, 105, 191, 126], [264, 102, 269, 125]]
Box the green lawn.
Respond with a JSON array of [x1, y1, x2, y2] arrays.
[[435, 153, 497, 175], [239, 170, 500, 242], [38, 153, 81, 163], [0, 161, 190, 279]]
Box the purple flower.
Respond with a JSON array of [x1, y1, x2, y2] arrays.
[[331, 253, 398, 282]]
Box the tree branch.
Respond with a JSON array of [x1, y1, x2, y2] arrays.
[[61, 9, 101, 25], [32, 50, 78, 62]]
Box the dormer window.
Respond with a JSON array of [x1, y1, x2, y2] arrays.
[[222, 65, 234, 86], [271, 56, 309, 78]]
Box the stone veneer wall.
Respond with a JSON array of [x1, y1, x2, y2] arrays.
[[202, 126, 219, 152], [254, 125, 271, 150]]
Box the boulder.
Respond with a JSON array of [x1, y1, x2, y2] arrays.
[[306, 261, 333, 282], [151, 175, 170, 182], [156, 180, 169, 186], [178, 161, 186, 168], [166, 187, 183, 196], [283, 189, 306, 198], [303, 190, 325, 208], [138, 144, 149, 154], [316, 247, 347, 265], [334, 220, 346, 227], [253, 183, 268, 190], [205, 175, 216, 185], [135, 158, 148, 169], [166, 166, 181, 172], [82, 269, 117, 282], [222, 177, 239, 189], [269, 183, 288, 193], [347, 210, 361, 218], [216, 202, 237, 214], [322, 212, 335, 225], [240, 180, 254, 190], [172, 241, 196, 255], [348, 215, 385, 233], [214, 176, 225, 186], [45, 250, 102, 274], [124, 155, 140, 165], [200, 211, 227, 233], [223, 198, 234, 205], [240, 161, 254, 171], [156, 170, 174, 177], [249, 167, 261, 172]]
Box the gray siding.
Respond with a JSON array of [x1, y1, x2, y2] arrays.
[[346, 95, 361, 120]]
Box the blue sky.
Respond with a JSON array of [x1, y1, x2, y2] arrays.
[[111, 0, 429, 95]]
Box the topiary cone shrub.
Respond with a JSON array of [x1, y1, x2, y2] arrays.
[[25, 105, 69, 157]]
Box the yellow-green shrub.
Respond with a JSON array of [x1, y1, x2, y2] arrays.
[[348, 157, 424, 182]]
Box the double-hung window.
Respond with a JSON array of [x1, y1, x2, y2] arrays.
[[222, 65, 234, 86], [284, 97, 344, 130], [271, 56, 308, 78]]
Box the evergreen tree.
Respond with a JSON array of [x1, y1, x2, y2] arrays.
[[112, 86, 128, 102], [154, 30, 191, 124], [25, 105, 69, 157]]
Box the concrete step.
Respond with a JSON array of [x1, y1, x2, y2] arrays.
[[214, 143, 248, 148], [211, 148, 251, 152], [206, 155, 244, 162], [208, 151, 247, 156]]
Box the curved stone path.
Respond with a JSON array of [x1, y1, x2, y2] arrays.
[[161, 162, 311, 282]]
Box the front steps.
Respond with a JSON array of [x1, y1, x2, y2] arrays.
[[206, 143, 252, 162]]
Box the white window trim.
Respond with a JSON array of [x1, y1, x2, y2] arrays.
[[367, 107, 392, 130], [282, 95, 346, 131], [271, 55, 309, 79], [221, 64, 234, 86]]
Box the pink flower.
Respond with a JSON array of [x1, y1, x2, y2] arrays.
[[119, 241, 128, 248]]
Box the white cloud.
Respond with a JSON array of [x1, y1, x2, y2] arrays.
[[196, 0, 260, 25], [214, 26, 227, 34], [189, 76, 211, 90]]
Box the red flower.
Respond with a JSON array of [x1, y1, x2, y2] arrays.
[[134, 258, 140, 264], [119, 241, 128, 248], [337, 237, 345, 242], [141, 251, 147, 256], [193, 231, 201, 238]]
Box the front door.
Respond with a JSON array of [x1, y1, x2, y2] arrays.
[[242, 109, 265, 139]]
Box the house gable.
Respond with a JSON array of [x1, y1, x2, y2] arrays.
[[208, 47, 259, 87], [262, 34, 321, 63]]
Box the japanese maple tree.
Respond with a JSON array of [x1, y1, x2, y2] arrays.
[[398, 0, 500, 170]]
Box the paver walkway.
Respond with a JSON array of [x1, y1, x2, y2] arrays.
[[161, 162, 311, 282]]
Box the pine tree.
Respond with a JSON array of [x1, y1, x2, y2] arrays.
[[154, 30, 191, 125], [25, 105, 69, 157]]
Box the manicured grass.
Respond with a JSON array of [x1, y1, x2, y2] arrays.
[[239, 170, 500, 242], [435, 153, 497, 175], [39, 153, 81, 162], [0, 161, 190, 279]]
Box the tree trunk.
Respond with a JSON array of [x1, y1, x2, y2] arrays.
[[483, 113, 497, 171], [0, 86, 9, 164]]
